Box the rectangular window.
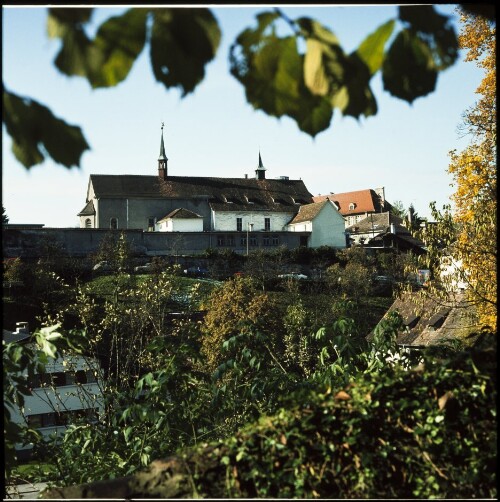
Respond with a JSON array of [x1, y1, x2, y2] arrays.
[[264, 218, 270, 231], [272, 235, 279, 246], [236, 218, 242, 232], [240, 236, 247, 247], [217, 235, 225, 246], [263, 236, 270, 246], [250, 236, 257, 247], [148, 217, 155, 232], [42, 412, 57, 428], [85, 370, 97, 383], [51, 372, 67, 387], [227, 235, 235, 247], [75, 370, 88, 384], [27, 414, 42, 428]]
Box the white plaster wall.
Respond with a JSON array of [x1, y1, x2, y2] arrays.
[[309, 203, 346, 248], [213, 210, 295, 232], [172, 219, 203, 232], [157, 218, 203, 232], [288, 221, 312, 232]]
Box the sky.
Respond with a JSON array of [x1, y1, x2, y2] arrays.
[[2, 5, 483, 227]]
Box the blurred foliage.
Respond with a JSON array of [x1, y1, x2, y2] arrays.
[[3, 5, 463, 167]]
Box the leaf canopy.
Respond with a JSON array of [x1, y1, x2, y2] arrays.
[[3, 89, 90, 169]]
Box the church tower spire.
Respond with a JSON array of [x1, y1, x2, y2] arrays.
[[255, 151, 266, 180], [158, 122, 168, 180]]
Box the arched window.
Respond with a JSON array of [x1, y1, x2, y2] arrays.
[[85, 218, 92, 228], [349, 202, 356, 210], [110, 218, 118, 229]]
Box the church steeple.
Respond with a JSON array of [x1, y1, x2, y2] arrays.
[[255, 151, 266, 180], [158, 123, 168, 180]]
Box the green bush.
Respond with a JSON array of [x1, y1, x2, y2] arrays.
[[161, 333, 496, 499]]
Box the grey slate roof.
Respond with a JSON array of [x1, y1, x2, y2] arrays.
[[345, 211, 404, 234], [77, 199, 95, 216], [158, 208, 203, 222], [370, 291, 471, 346], [346, 212, 425, 250], [88, 175, 313, 213]]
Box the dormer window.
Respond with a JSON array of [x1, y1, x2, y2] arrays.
[[349, 202, 356, 210]]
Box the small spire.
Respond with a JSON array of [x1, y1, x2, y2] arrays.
[[255, 150, 266, 180], [159, 122, 168, 161], [258, 151, 264, 169], [158, 123, 168, 180]]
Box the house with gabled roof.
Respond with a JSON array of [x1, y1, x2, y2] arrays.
[[287, 200, 347, 248], [313, 188, 393, 228], [75, 125, 347, 253], [345, 211, 426, 254], [156, 208, 204, 232], [78, 127, 314, 239]]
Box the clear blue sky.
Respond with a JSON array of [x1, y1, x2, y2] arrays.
[[2, 5, 482, 227]]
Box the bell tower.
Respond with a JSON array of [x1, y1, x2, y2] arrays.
[[255, 151, 266, 180]]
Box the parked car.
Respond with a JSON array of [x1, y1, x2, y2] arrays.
[[183, 266, 209, 277], [373, 275, 395, 284], [92, 261, 112, 272], [134, 263, 154, 273], [278, 273, 308, 280]]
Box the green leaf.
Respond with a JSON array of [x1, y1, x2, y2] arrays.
[[150, 8, 221, 96], [3, 90, 90, 168], [398, 5, 458, 70], [304, 39, 336, 97], [50, 9, 147, 88], [236, 11, 280, 48], [47, 8, 93, 29], [299, 17, 377, 121], [382, 29, 438, 103], [231, 31, 333, 137], [296, 17, 340, 46], [330, 54, 377, 119], [89, 9, 147, 88], [47, 8, 93, 39], [51, 20, 93, 78], [355, 19, 396, 76]]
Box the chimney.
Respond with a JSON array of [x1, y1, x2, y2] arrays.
[[374, 187, 385, 210], [245, 174, 248, 179]]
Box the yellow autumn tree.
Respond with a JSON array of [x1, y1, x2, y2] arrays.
[[447, 9, 496, 330], [200, 276, 281, 373]]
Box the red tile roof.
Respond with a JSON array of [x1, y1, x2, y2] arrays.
[[313, 189, 387, 215]]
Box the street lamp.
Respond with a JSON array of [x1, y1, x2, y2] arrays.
[[246, 221, 254, 256]]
